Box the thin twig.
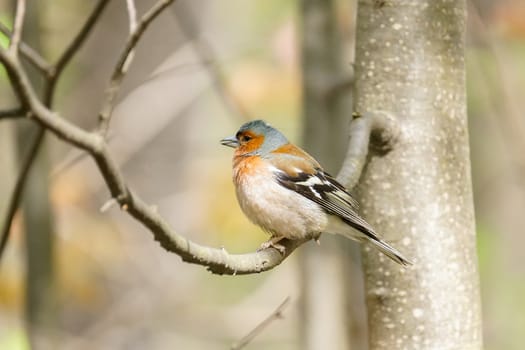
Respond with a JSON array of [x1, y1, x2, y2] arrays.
[[123, 0, 137, 88], [0, 107, 24, 119], [126, 0, 138, 33], [0, 22, 51, 75], [9, 0, 26, 54], [100, 197, 119, 212], [98, 0, 176, 135], [0, 128, 45, 260], [231, 297, 291, 350]]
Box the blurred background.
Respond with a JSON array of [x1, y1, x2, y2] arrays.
[[0, 0, 524, 349]]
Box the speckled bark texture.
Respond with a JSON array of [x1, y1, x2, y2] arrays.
[[354, 1, 482, 349]]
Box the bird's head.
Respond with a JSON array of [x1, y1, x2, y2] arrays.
[[221, 120, 289, 157]]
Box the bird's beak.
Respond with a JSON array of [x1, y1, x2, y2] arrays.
[[220, 135, 239, 148]]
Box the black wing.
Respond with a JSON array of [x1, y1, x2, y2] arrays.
[[275, 168, 413, 266], [275, 169, 376, 239]]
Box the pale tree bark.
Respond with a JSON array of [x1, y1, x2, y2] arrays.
[[354, 0, 482, 349]]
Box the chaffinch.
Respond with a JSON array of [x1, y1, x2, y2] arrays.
[[221, 119, 411, 266]]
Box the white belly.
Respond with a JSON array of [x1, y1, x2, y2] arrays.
[[234, 169, 327, 239]]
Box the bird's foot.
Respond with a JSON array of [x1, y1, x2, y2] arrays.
[[258, 236, 286, 255]]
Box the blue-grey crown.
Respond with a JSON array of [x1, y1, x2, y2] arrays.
[[238, 120, 289, 155]]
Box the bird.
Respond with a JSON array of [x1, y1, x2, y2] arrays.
[[220, 119, 411, 266]]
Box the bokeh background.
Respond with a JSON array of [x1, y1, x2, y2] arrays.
[[0, 0, 524, 349]]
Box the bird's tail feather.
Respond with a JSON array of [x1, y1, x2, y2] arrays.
[[366, 236, 413, 266], [338, 217, 413, 266]]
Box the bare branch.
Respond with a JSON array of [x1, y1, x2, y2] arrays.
[[231, 296, 291, 350], [0, 106, 24, 119], [126, 0, 138, 33], [9, 0, 26, 54], [122, 0, 138, 92], [0, 129, 45, 260], [1, 51, 32, 109], [100, 196, 121, 212], [98, 0, 176, 135], [337, 111, 399, 189], [0, 22, 51, 75]]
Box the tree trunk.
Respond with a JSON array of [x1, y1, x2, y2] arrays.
[[354, 0, 482, 349]]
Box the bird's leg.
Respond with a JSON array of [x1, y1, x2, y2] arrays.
[[258, 236, 286, 254]]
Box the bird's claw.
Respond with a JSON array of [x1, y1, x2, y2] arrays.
[[258, 237, 286, 255]]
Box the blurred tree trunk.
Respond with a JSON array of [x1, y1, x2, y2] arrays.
[[14, 1, 58, 348], [299, 1, 366, 349], [18, 127, 56, 350], [0, 129, 17, 249], [354, 0, 482, 349]]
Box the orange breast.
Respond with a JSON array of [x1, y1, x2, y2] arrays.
[[233, 155, 267, 184]]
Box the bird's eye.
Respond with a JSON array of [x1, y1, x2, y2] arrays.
[[239, 134, 252, 143]]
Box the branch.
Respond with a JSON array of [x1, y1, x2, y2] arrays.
[[337, 111, 399, 188], [0, 128, 45, 260], [9, 0, 26, 54], [0, 106, 24, 119], [125, 0, 138, 33], [231, 296, 291, 350], [98, 0, 175, 135], [0, 22, 50, 74]]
